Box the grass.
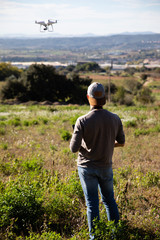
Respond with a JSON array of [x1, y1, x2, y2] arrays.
[[0, 103, 160, 239]]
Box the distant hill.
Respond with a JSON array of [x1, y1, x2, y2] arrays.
[[0, 34, 160, 51]]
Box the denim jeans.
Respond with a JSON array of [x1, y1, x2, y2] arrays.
[[78, 166, 119, 240]]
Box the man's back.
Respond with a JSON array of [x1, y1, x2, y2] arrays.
[[70, 108, 125, 168]]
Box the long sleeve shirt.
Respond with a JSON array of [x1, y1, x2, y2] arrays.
[[70, 108, 125, 168]]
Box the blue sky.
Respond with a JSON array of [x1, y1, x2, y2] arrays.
[[0, 0, 160, 36]]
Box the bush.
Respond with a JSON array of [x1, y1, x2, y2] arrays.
[[59, 129, 71, 141], [1, 76, 26, 101], [136, 87, 155, 104], [75, 62, 102, 72], [0, 62, 22, 81], [124, 120, 137, 128], [113, 86, 125, 104], [0, 183, 44, 235], [17, 231, 62, 240]]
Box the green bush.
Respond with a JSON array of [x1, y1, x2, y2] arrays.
[[113, 86, 126, 105], [17, 231, 62, 240], [124, 120, 137, 128], [0, 183, 44, 234], [0, 128, 6, 135], [59, 129, 71, 141], [8, 117, 21, 127], [0, 62, 22, 81], [136, 87, 155, 104]]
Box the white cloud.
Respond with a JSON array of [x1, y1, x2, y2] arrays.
[[0, 0, 159, 35]]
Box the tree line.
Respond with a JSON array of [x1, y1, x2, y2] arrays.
[[0, 62, 157, 105], [0, 63, 91, 104]]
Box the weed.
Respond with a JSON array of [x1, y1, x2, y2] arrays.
[[0, 128, 6, 135], [59, 129, 71, 141], [17, 231, 62, 240], [124, 120, 137, 128], [134, 125, 160, 136], [0, 143, 8, 150], [142, 171, 160, 188], [50, 144, 57, 152], [30, 119, 39, 125], [0, 116, 7, 121], [21, 157, 43, 172], [23, 120, 30, 126], [8, 117, 21, 127]]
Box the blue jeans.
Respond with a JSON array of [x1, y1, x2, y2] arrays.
[[78, 166, 119, 239]]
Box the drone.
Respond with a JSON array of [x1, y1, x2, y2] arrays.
[[35, 19, 57, 32]]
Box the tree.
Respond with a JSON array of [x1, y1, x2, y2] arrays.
[[0, 64, 91, 104], [0, 62, 22, 81], [1, 75, 26, 101], [75, 62, 102, 72]]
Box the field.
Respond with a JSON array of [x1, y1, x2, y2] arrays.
[[0, 101, 160, 240]]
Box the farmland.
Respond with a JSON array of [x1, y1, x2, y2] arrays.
[[0, 100, 160, 239]]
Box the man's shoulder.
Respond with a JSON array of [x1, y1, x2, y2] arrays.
[[77, 111, 93, 122], [77, 109, 121, 123], [102, 109, 119, 118]]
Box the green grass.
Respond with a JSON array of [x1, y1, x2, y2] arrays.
[[0, 103, 160, 239]]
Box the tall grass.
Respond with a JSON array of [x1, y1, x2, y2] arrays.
[[0, 103, 160, 239]]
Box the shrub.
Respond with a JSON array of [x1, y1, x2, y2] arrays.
[[0, 128, 6, 135], [113, 86, 125, 104], [17, 231, 62, 240], [124, 120, 137, 128], [124, 94, 134, 106], [8, 117, 21, 127], [1, 75, 26, 101], [136, 87, 155, 104], [0, 183, 44, 235], [59, 129, 71, 141]]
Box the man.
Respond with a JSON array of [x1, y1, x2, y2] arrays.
[[70, 82, 125, 239]]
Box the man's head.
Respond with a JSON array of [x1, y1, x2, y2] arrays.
[[87, 82, 106, 106]]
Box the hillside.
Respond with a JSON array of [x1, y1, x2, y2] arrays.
[[0, 34, 160, 51], [0, 34, 160, 63]]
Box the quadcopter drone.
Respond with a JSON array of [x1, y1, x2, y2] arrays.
[[35, 19, 57, 32]]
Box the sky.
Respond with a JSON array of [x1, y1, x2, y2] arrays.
[[0, 0, 160, 37]]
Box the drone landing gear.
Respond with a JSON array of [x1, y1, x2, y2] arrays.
[[48, 25, 53, 32]]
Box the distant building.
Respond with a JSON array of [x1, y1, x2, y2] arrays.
[[143, 59, 150, 65]]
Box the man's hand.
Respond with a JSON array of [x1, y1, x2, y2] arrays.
[[114, 141, 125, 147]]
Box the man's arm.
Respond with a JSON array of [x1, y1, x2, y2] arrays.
[[115, 116, 125, 147], [70, 119, 83, 153]]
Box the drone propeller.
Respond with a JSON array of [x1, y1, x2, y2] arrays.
[[35, 19, 58, 32]]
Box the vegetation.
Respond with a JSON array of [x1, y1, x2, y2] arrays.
[[0, 64, 91, 104], [0, 34, 160, 239], [0, 62, 159, 107], [0, 102, 159, 239], [0, 62, 22, 81]]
